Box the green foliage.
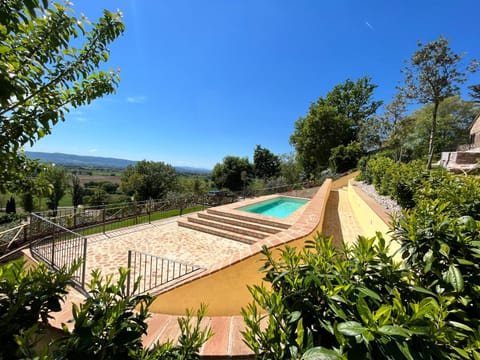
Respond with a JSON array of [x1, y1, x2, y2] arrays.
[[253, 145, 281, 180], [54, 268, 153, 359], [136, 305, 213, 360], [290, 77, 382, 176], [71, 174, 83, 208], [328, 142, 364, 173], [211, 156, 253, 191], [243, 229, 480, 359], [279, 152, 303, 185], [290, 104, 350, 175], [5, 196, 16, 214], [397, 96, 478, 159], [85, 187, 110, 207], [0, 259, 77, 358], [0, 1, 124, 194], [21, 192, 34, 212], [121, 161, 177, 201], [3, 263, 212, 359], [244, 159, 480, 359], [469, 84, 480, 102], [44, 165, 69, 212], [400, 36, 477, 169]]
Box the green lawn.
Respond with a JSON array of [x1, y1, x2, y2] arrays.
[[78, 205, 203, 236]]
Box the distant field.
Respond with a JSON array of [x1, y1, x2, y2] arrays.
[[77, 174, 121, 185]]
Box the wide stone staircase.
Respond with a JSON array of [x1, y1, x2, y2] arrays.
[[177, 208, 290, 244]]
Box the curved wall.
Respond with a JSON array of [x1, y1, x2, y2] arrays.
[[149, 179, 333, 316]]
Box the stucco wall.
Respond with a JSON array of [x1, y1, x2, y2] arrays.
[[149, 179, 332, 316], [347, 181, 401, 259]]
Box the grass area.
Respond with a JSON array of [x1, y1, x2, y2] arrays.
[[78, 205, 203, 236]]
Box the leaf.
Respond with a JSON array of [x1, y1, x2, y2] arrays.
[[447, 321, 474, 332], [447, 264, 464, 292], [456, 258, 475, 266], [439, 243, 450, 257], [296, 318, 305, 348], [410, 286, 436, 296], [337, 321, 367, 336], [378, 325, 410, 337], [357, 287, 381, 301], [301, 347, 345, 360], [356, 297, 372, 325]]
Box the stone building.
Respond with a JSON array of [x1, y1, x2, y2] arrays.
[[440, 112, 480, 172]]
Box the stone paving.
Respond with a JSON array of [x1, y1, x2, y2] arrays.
[[83, 217, 248, 286]]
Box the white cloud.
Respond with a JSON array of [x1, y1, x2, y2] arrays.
[[89, 149, 97, 153], [126, 96, 147, 103], [365, 21, 374, 31]]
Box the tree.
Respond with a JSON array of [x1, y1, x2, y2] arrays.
[[44, 165, 69, 213], [324, 76, 383, 139], [469, 84, 480, 102], [278, 153, 302, 186], [290, 104, 351, 175], [0, 0, 125, 193], [253, 145, 281, 180], [290, 77, 382, 176], [328, 141, 364, 173], [5, 196, 16, 214], [71, 174, 83, 208], [400, 35, 477, 169], [211, 156, 253, 191], [121, 161, 177, 201], [411, 96, 478, 155], [21, 192, 34, 212]]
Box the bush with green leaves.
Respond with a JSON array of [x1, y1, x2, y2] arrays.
[[0, 259, 77, 358], [242, 231, 480, 359], [4, 263, 213, 360]]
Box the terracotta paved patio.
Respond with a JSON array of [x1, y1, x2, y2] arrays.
[[83, 217, 249, 286]]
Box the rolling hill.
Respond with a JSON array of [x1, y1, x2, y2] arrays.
[[25, 151, 211, 174]]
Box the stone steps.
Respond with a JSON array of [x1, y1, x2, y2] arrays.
[[207, 208, 290, 229], [178, 218, 258, 245], [197, 212, 282, 234], [178, 207, 290, 245]]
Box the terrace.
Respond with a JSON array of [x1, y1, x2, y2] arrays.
[[23, 172, 394, 358]]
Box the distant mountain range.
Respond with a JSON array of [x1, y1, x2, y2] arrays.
[[25, 151, 211, 174]]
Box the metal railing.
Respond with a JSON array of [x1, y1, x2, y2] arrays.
[[29, 213, 87, 293], [126, 249, 205, 296]]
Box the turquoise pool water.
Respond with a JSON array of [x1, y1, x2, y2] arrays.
[[239, 197, 309, 219]]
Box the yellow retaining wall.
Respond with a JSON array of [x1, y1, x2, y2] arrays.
[[149, 179, 333, 316], [347, 181, 401, 258]]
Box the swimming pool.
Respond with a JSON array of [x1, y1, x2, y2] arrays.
[[238, 197, 309, 219]]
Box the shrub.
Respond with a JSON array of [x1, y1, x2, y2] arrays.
[[242, 230, 480, 359], [0, 260, 77, 358]]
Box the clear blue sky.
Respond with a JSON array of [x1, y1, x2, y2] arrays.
[[27, 0, 480, 169]]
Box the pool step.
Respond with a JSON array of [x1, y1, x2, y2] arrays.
[[178, 217, 258, 244], [197, 212, 282, 234], [207, 208, 290, 229], [177, 207, 291, 244]]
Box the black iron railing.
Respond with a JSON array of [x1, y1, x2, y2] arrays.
[[126, 250, 205, 296], [29, 213, 87, 293]]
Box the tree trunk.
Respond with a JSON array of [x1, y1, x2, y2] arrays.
[[426, 101, 439, 170]]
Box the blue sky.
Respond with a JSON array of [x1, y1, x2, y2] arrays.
[[27, 0, 480, 169]]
